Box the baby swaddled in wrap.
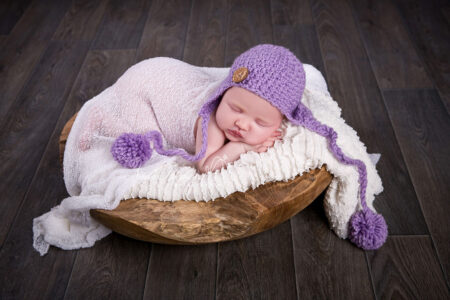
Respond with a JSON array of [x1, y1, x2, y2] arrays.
[[33, 44, 387, 256], [77, 57, 224, 161]]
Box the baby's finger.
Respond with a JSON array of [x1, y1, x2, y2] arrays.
[[259, 146, 268, 152], [263, 140, 274, 147]]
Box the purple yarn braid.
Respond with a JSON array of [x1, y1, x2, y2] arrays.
[[296, 106, 368, 210], [293, 103, 387, 250], [144, 114, 210, 161]]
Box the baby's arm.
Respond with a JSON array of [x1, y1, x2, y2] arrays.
[[195, 115, 283, 174], [200, 134, 281, 173], [194, 113, 227, 173], [194, 111, 257, 174], [200, 141, 248, 173]]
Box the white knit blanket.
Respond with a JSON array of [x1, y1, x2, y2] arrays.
[[33, 57, 383, 256]]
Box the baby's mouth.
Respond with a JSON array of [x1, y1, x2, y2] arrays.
[[228, 129, 243, 138]]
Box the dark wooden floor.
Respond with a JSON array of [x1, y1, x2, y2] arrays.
[[0, 0, 449, 299]]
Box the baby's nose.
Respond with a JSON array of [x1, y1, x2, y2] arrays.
[[236, 119, 249, 130]]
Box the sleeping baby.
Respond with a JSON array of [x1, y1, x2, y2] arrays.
[[78, 84, 285, 174], [109, 43, 372, 239], [64, 43, 387, 251], [193, 86, 285, 174]]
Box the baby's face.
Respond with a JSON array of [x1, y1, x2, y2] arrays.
[[215, 86, 283, 145]]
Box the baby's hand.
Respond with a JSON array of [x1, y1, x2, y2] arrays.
[[243, 130, 284, 153]]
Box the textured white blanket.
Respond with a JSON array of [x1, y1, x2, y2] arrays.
[[33, 57, 383, 256]]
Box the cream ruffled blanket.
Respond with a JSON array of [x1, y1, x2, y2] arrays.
[[33, 57, 383, 256]]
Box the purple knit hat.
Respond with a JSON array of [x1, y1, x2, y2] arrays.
[[111, 44, 388, 250]]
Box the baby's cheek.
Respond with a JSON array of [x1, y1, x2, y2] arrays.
[[261, 128, 275, 139], [214, 114, 225, 131], [247, 132, 270, 145]]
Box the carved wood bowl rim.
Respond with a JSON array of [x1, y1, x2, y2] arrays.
[[59, 112, 333, 245]]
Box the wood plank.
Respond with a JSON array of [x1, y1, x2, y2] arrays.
[[144, 244, 217, 299], [217, 222, 297, 299], [310, 0, 447, 296], [292, 197, 375, 298], [0, 40, 89, 299], [140, 0, 219, 299], [351, 0, 433, 89], [0, 49, 137, 299], [64, 234, 149, 299], [367, 236, 450, 298], [1, 0, 449, 297], [224, 0, 273, 66], [216, 1, 297, 299], [136, 0, 192, 61], [354, 1, 450, 284], [274, 24, 327, 80], [0, 0, 71, 126], [395, 0, 450, 114], [183, 0, 227, 66], [271, 0, 314, 25], [310, 0, 428, 236], [0, 0, 32, 35], [0, 34, 6, 50], [0, 40, 89, 245], [90, 0, 150, 50], [383, 88, 450, 285], [274, 3, 374, 298], [52, 0, 109, 41], [56, 45, 155, 300], [440, 0, 450, 23]]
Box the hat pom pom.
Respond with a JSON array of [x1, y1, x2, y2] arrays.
[[111, 133, 152, 168], [348, 209, 388, 250]]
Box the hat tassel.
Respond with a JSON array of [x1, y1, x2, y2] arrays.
[[324, 126, 388, 250], [110, 115, 211, 168], [347, 160, 388, 250]]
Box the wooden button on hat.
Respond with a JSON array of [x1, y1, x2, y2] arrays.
[[232, 67, 249, 83]]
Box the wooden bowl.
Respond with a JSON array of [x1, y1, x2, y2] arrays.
[[59, 113, 333, 244]]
